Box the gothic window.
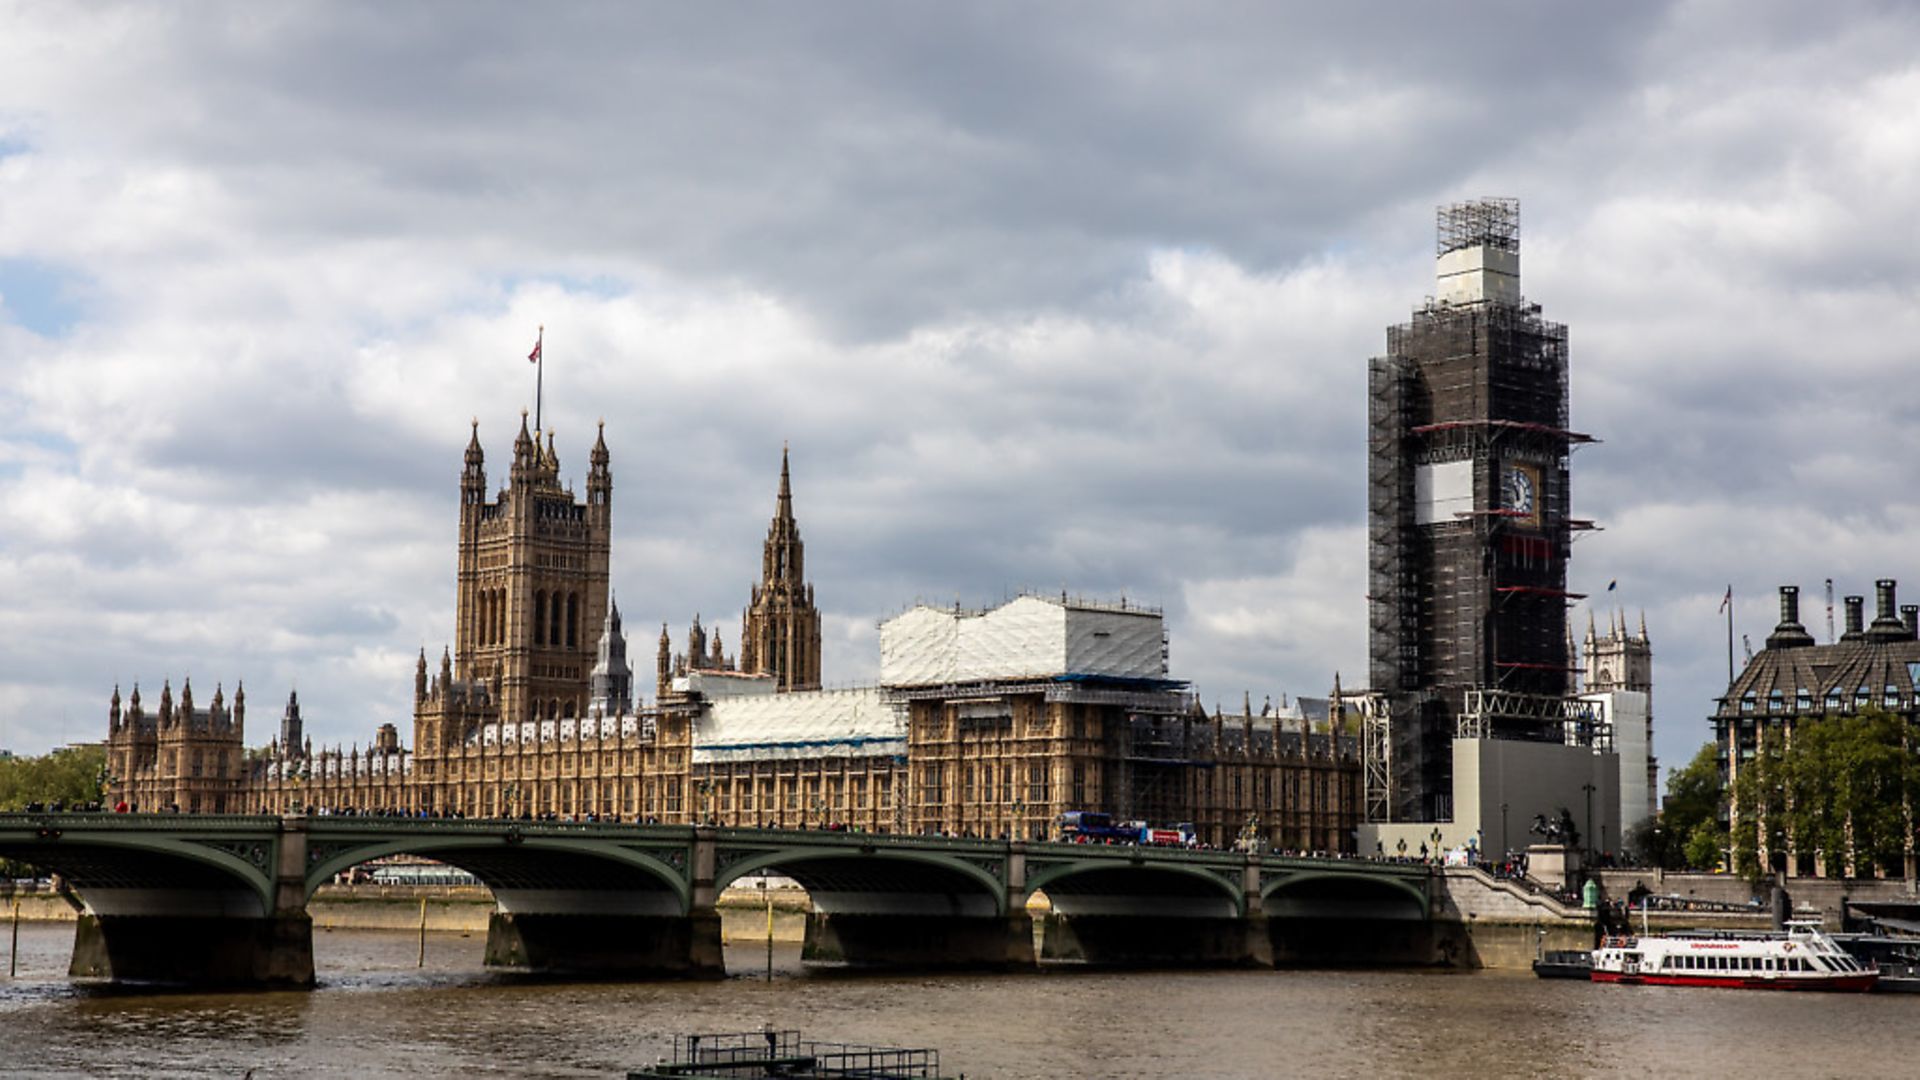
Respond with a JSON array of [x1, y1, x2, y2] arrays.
[[1073, 764, 1086, 806], [567, 593, 579, 648], [550, 596, 563, 650], [534, 591, 547, 646]]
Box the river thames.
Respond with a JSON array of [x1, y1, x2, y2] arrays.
[[2, 924, 1916, 1078]]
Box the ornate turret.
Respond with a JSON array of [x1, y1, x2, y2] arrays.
[[510, 410, 537, 484], [415, 649, 429, 703], [159, 679, 173, 727], [280, 688, 303, 750], [589, 594, 632, 719], [462, 419, 487, 507], [109, 684, 122, 731], [687, 615, 707, 673], [588, 420, 612, 516], [657, 623, 672, 701]]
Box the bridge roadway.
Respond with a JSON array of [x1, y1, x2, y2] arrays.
[[0, 814, 1434, 988]]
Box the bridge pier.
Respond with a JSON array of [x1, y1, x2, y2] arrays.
[[483, 910, 722, 977], [1037, 913, 1272, 968], [68, 816, 315, 989], [70, 908, 314, 988], [480, 827, 724, 978], [801, 910, 1036, 970]]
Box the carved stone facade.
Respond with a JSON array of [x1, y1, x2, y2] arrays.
[[104, 418, 1359, 850], [105, 680, 247, 814], [901, 675, 1360, 851]]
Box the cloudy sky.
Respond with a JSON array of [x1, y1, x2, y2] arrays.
[[3, 3, 1918, 787]]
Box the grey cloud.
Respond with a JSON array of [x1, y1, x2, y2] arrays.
[[4, 2, 1920, 785]]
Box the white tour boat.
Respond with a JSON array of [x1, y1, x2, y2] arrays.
[[1590, 920, 1877, 992]]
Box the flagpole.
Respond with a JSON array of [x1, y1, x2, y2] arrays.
[[534, 325, 544, 434]]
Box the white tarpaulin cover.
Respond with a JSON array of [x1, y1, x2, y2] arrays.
[[879, 595, 1165, 687], [693, 686, 905, 764]]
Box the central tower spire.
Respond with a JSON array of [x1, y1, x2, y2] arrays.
[[740, 446, 822, 691]]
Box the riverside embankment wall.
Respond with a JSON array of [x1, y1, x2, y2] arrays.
[[1591, 868, 1917, 925], [1432, 868, 1772, 969]]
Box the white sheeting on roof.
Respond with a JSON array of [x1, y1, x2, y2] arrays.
[[693, 686, 904, 764], [879, 594, 1166, 687]]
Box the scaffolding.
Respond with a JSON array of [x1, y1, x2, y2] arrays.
[[1437, 197, 1520, 256], [1364, 199, 1598, 823]]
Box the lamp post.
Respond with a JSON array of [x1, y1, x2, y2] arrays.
[[1011, 798, 1025, 842], [1500, 801, 1510, 861], [1581, 782, 1597, 865]]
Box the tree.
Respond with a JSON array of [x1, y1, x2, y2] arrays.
[[1730, 707, 1920, 880], [1627, 743, 1725, 870], [0, 744, 109, 811]]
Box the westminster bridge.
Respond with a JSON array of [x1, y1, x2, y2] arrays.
[[0, 813, 1446, 988]]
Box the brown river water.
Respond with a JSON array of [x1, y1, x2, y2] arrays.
[[1, 923, 1916, 1078]]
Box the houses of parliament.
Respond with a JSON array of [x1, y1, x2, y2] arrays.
[[105, 411, 1361, 850]]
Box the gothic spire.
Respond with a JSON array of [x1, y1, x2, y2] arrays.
[[778, 443, 792, 516]]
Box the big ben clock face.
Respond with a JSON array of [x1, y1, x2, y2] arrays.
[[1502, 463, 1539, 523]]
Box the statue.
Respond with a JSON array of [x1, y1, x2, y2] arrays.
[[1528, 808, 1582, 849]]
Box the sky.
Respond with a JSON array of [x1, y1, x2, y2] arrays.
[[2, 2, 1919, 790]]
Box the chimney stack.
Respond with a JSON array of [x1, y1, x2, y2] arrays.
[[1903, 605, 1919, 639], [1765, 585, 1816, 649], [1868, 579, 1908, 642], [1843, 595, 1866, 640]]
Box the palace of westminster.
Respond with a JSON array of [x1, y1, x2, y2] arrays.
[[104, 411, 1364, 850]]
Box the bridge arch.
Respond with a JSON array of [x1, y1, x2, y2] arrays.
[[304, 834, 691, 915], [715, 846, 1006, 917], [0, 823, 280, 916], [1261, 870, 1429, 921], [1025, 858, 1244, 918]]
